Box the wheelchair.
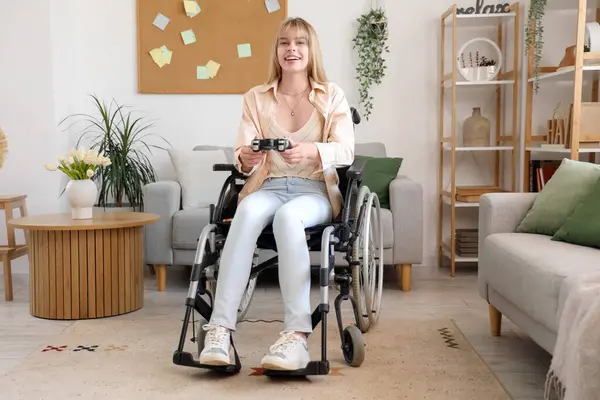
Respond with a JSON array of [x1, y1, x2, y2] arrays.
[[173, 108, 384, 377]]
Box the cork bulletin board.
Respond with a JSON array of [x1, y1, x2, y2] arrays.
[[136, 0, 288, 94]]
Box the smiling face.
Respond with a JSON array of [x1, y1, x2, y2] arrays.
[[267, 18, 328, 85], [276, 27, 310, 75]]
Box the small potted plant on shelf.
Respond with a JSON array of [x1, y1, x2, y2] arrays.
[[459, 51, 497, 81]]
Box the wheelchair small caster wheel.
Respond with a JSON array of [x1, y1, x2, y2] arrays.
[[342, 324, 365, 367]]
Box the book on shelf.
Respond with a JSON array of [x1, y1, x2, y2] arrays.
[[528, 160, 561, 192]]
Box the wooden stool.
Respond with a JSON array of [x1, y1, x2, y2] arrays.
[[0, 195, 29, 301], [1, 246, 12, 301]]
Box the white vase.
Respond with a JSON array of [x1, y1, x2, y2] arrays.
[[65, 179, 97, 219]]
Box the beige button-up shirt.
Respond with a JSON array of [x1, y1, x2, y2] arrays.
[[234, 78, 355, 218]]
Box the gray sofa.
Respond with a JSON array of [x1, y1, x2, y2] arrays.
[[478, 192, 600, 354], [143, 142, 423, 292]]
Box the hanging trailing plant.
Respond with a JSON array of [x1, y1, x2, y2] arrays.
[[525, 0, 547, 93], [352, 7, 389, 121]]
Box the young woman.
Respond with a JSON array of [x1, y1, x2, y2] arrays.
[[199, 17, 355, 371]]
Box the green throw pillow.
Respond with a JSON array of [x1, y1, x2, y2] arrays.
[[516, 159, 600, 236], [552, 177, 600, 248], [355, 155, 403, 209]]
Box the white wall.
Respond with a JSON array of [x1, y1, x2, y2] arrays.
[[2, 0, 595, 273], [0, 0, 66, 272]]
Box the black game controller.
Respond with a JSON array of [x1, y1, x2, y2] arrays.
[[251, 138, 291, 152]]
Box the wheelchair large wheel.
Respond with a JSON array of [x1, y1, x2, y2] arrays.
[[364, 191, 384, 326], [351, 186, 374, 332]]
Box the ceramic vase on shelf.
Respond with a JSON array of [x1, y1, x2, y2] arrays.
[[65, 179, 97, 219], [462, 107, 490, 147]]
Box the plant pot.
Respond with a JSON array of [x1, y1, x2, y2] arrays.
[[463, 107, 490, 147], [460, 66, 496, 81], [65, 179, 98, 219]]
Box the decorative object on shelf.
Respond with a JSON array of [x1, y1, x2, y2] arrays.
[[525, 0, 547, 93], [585, 22, 600, 52], [578, 102, 600, 145], [462, 107, 490, 146], [557, 45, 577, 71], [0, 126, 7, 169], [60, 94, 170, 212], [454, 229, 479, 258], [44, 147, 111, 219], [352, 7, 389, 121], [457, 38, 502, 82], [457, 0, 510, 15], [546, 118, 566, 146], [456, 186, 505, 203]]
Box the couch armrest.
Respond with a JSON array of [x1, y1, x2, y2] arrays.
[[389, 175, 423, 265], [143, 181, 181, 265], [478, 192, 537, 246]]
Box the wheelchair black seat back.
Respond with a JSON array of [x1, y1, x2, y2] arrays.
[[172, 107, 385, 377]]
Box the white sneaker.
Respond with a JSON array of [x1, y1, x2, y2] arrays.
[[199, 324, 234, 366], [261, 331, 310, 371]]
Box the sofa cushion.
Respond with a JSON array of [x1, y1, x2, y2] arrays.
[[517, 159, 600, 236], [379, 208, 394, 248], [168, 148, 230, 209], [355, 155, 403, 209], [552, 177, 600, 249], [172, 208, 212, 250], [482, 232, 600, 333], [171, 206, 394, 250]]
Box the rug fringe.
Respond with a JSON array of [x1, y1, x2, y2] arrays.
[[544, 368, 565, 400]]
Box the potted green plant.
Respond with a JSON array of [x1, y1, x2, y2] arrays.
[[525, 0, 547, 92], [60, 94, 170, 211], [352, 7, 389, 121]]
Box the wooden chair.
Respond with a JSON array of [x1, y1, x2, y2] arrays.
[[1, 246, 12, 301], [0, 195, 29, 301]]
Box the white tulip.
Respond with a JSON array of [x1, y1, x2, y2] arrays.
[[44, 163, 58, 171], [86, 169, 94, 178], [74, 147, 86, 161], [66, 156, 74, 164]]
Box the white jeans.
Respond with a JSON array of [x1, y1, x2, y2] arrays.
[[209, 177, 332, 333]]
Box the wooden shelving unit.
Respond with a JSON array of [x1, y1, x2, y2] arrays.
[[438, 3, 520, 276], [523, 0, 600, 191]]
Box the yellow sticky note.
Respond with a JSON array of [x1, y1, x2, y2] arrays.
[[206, 60, 220, 78], [149, 46, 172, 68], [150, 48, 167, 68], [184, 0, 201, 17]]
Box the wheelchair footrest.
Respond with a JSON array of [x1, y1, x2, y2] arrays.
[[262, 360, 330, 377], [173, 350, 241, 374]]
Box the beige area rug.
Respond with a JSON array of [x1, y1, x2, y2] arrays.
[[1, 313, 510, 400]]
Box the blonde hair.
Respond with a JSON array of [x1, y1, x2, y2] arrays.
[[267, 17, 328, 84]]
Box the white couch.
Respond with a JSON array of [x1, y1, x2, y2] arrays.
[[478, 192, 600, 354]]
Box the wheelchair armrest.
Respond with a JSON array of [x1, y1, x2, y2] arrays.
[[213, 163, 245, 178], [346, 157, 367, 180]]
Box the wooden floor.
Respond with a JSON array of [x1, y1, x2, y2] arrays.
[[1, 264, 550, 399]]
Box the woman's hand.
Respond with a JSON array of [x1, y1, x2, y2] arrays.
[[281, 140, 320, 165], [239, 145, 265, 172]]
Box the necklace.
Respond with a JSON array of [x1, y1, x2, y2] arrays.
[[280, 87, 308, 116]]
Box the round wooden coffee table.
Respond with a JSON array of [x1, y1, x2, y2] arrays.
[[7, 211, 160, 320]]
